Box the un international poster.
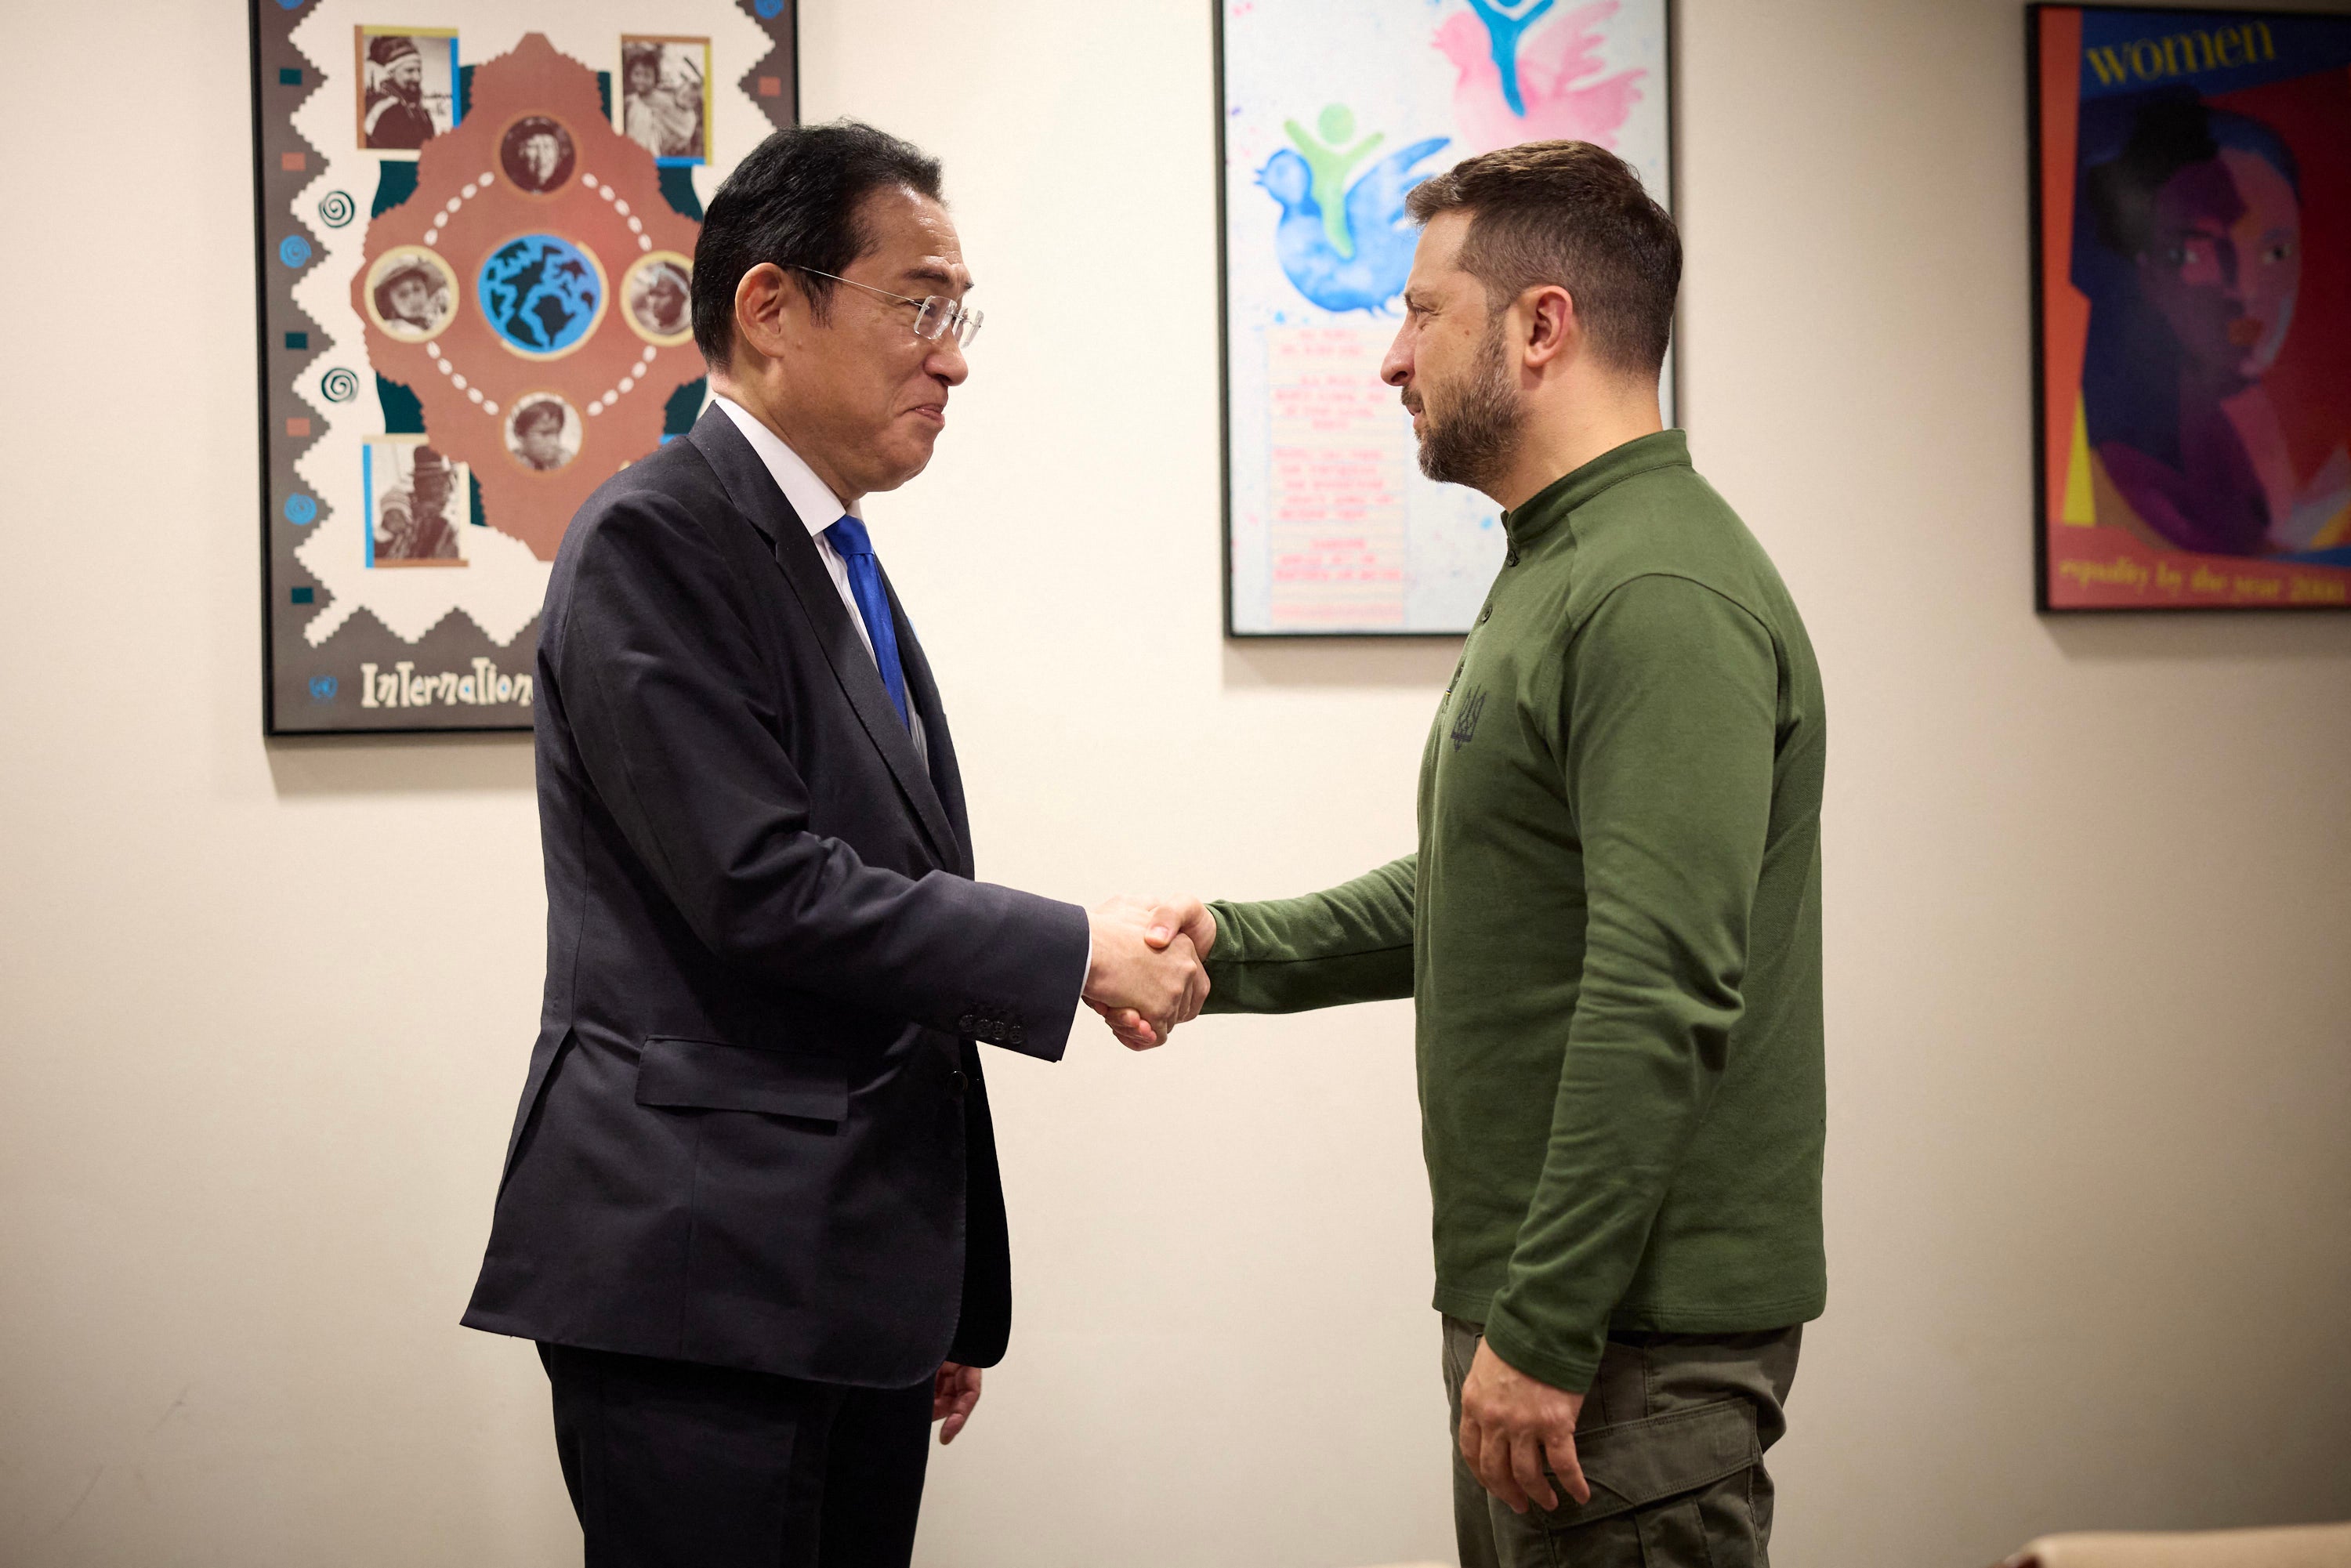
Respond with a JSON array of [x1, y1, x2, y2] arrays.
[[250, 0, 798, 733], [2032, 5, 2351, 611], [1219, 0, 1672, 636]]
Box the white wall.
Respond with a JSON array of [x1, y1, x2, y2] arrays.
[[2, 2, 2346, 1565]]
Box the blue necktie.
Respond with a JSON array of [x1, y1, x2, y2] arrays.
[[822, 516, 911, 730]]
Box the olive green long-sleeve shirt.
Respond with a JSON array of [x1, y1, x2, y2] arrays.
[[1204, 431, 1826, 1393]]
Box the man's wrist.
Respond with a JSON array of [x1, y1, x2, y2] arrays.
[[1480, 1304, 1599, 1396]]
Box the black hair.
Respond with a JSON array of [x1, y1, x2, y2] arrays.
[[690, 118, 944, 368]]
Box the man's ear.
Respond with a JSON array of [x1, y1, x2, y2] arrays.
[[733, 262, 797, 362], [1520, 284, 1578, 371]]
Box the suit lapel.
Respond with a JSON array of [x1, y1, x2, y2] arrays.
[[685, 409, 960, 867], [886, 576, 974, 878]]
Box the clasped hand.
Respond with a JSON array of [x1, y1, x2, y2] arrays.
[[1081, 895, 1216, 1048]]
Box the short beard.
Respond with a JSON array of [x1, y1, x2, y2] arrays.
[[1415, 319, 1523, 492]]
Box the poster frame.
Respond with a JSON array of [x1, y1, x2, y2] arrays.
[[2027, 2, 2351, 615], [247, 0, 801, 735], [1212, 0, 1679, 639]]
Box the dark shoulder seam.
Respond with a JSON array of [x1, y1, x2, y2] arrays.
[[660, 433, 744, 550], [1563, 570, 1776, 650], [558, 452, 763, 664]]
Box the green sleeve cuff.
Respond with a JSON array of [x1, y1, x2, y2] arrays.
[[1480, 1298, 1603, 1396], [1201, 858, 1417, 1015]]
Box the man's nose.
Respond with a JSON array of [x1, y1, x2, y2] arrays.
[[1381, 331, 1412, 387], [926, 337, 969, 387]]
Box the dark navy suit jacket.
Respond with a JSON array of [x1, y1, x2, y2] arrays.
[[463, 407, 1089, 1389]]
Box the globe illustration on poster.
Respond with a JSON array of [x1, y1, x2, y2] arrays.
[[478, 234, 605, 357]]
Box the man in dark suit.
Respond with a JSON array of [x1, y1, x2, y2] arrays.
[[462, 121, 1208, 1566]]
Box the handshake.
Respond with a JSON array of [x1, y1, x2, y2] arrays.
[[1081, 895, 1217, 1049]]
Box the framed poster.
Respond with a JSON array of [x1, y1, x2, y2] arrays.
[[2030, 5, 2351, 611], [250, 0, 799, 734], [1217, 0, 1672, 637]]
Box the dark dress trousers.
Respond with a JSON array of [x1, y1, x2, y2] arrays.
[[464, 405, 1090, 1395]]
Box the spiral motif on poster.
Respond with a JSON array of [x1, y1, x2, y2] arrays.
[[317, 190, 357, 229], [319, 367, 360, 402]]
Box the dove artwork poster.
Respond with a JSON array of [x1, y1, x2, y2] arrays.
[[248, 0, 799, 734], [1218, 0, 1671, 636], [2032, 6, 2351, 611]]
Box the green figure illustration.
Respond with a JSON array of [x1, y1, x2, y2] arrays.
[[1283, 103, 1385, 259]]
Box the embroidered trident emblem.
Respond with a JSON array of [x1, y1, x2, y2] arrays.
[[1449, 686, 1488, 752]]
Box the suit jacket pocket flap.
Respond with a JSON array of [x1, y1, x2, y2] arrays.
[[1541, 1397, 1761, 1526], [635, 1037, 849, 1123]]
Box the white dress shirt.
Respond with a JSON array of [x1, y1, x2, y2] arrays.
[[711, 395, 1094, 1011], [713, 395, 927, 766]]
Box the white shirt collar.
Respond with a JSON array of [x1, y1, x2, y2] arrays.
[[712, 394, 858, 539]]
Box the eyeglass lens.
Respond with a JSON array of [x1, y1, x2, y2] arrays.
[[913, 296, 983, 348]]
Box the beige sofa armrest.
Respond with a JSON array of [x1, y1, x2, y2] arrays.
[[2001, 1523, 2351, 1568]]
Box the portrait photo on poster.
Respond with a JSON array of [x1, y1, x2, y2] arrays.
[[356, 27, 459, 154], [620, 36, 711, 165], [364, 440, 469, 567], [624, 252, 695, 345], [2032, 5, 2351, 610], [363, 246, 458, 341], [505, 393, 584, 473], [499, 113, 578, 195]]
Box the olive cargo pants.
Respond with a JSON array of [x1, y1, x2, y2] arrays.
[[1443, 1316, 1802, 1568]]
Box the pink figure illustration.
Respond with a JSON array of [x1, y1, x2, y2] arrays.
[[1435, 0, 1646, 154]]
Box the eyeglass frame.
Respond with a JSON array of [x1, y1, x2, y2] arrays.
[[789, 266, 983, 348]]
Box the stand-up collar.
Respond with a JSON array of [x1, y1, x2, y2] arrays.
[[1502, 429, 1691, 550]]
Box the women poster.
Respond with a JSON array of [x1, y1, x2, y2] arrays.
[[2033, 5, 2351, 611], [251, 0, 797, 733], [1219, 0, 1672, 636]]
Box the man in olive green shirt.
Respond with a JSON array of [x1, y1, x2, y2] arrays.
[[1102, 143, 1825, 1566]]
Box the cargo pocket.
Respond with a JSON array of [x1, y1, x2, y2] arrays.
[[1538, 1397, 1765, 1564], [633, 1036, 849, 1125]]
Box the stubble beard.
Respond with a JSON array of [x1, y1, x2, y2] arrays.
[[1414, 318, 1523, 494]]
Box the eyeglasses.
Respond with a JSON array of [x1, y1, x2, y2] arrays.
[[792, 266, 983, 348]]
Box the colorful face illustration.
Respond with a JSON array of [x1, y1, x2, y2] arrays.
[[2136, 147, 2302, 384]]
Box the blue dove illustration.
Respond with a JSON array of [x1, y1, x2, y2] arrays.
[[1259, 135, 1451, 314]]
